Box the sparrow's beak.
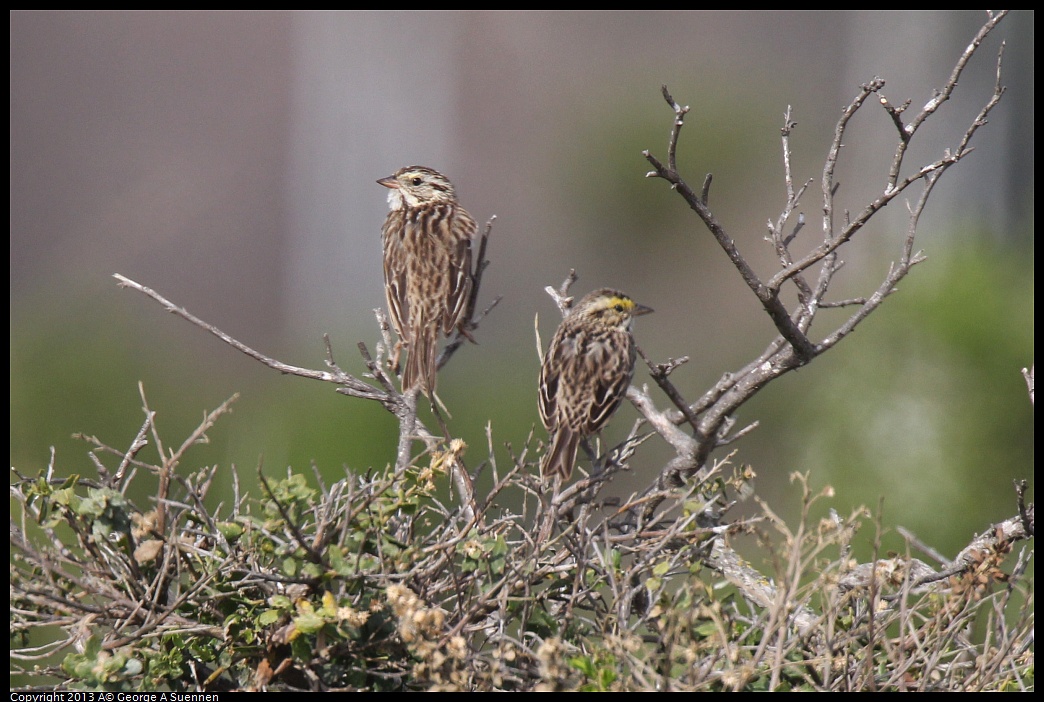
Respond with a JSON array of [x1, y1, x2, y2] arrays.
[[633, 303, 654, 316], [377, 176, 398, 189]]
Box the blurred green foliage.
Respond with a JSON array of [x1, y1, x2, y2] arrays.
[[11, 231, 1032, 565], [744, 238, 1034, 559]]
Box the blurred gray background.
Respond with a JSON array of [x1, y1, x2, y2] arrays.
[[10, 11, 1033, 558]]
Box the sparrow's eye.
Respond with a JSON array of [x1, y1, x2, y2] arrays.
[[411, 177, 423, 186], [614, 304, 625, 312]]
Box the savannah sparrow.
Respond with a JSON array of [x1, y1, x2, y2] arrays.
[[378, 166, 477, 397], [538, 288, 653, 479]]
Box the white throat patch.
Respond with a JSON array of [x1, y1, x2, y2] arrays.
[[386, 188, 405, 210]]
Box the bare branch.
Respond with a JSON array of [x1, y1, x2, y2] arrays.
[[643, 106, 817, 360], [113, 274, 391, 402]]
